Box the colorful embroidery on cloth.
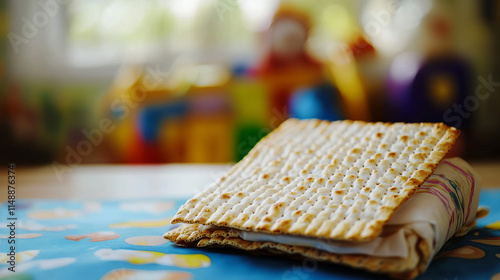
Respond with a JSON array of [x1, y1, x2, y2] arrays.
[[418, 159, 477, 240]]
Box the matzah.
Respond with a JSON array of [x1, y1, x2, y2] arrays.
[[171, 119, 460, 241], [165, 156, 483, 279]]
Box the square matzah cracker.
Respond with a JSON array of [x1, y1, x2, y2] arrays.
[[171, 119, 460, 241]]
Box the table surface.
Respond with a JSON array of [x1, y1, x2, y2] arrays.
[[1, 162, 499, 200]]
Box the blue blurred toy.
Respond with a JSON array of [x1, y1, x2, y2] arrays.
[[289, 83, 344, 121]]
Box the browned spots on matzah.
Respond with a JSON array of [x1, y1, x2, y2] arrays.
[[170, 119, 460, 241]]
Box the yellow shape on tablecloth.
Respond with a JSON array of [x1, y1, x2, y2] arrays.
[[435, 246, 485, 260], [486, 220, 500, 230], [168, 254, 211, 268], [95, 249, 211, 268], [472, 237, 500, 246], [0, 250, 39, 263], [128, 251, 165, 265]]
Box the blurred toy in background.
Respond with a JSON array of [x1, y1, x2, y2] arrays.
[[320, 3, 372, 121], [357, 0, 433, 122], [232, 4, 346, 160], [387, 16, 472, 124], [229, 64, 270, 161], [254, 5, 327, 128], [326, 35, 372, 121], [134, 99, 188, 163], [341, 31, 377, 122], [102, 64, 146, 163], [289, 83, 343, 121], [386, 14, 473, 156], [103, 61, 234, 163], [181, 64, 233, 163]]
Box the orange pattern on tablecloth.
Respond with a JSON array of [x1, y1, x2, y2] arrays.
[[435, 246, 485, 260], [101, 269, 192, 280], [125, 235, 168, 246], [65, 231, 120, 242], [472, 237, 500, 246]]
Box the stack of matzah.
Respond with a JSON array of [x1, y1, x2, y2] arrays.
[[164, 119, 482, 279]]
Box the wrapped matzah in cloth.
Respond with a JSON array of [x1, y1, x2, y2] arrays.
[[164, 119, 483, 279]]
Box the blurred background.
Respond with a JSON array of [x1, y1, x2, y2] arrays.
[[1, 0, 500, 166]]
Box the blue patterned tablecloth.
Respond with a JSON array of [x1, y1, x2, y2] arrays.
[[1, 189, 499, 280]]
